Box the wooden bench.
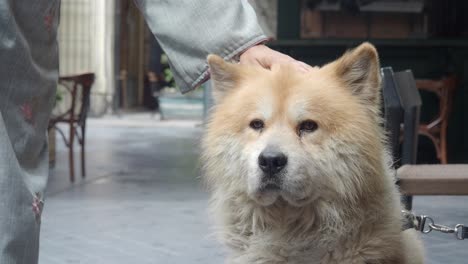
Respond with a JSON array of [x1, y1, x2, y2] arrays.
[[398, 164, 468, 195]]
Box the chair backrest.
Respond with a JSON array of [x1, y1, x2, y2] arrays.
[[381, 67, 422, 166], [381, 68, 422, 210], [381, 67, 404, 163], [415, 75, 457, 127], [55, 73, 95, 126], [393, 70, 422, 165]]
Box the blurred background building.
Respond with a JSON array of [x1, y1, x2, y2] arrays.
[[272, 0, 468, 164], [57, 0, 115, 116], [54, 0, 468, 163]]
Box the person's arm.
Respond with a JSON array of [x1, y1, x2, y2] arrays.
[[134, 0, 269, 93]]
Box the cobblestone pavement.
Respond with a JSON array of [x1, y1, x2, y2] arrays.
[[40, 114, 468, 264]]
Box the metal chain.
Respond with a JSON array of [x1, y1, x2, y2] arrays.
[[402, 210, 467, 240]]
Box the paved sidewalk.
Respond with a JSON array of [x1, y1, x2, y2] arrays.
[[39, 114, 468, 264]]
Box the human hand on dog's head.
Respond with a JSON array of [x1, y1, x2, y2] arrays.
[[239, 44, 318, 73]]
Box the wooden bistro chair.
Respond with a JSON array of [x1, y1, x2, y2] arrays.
[[415, 76, 457, 164], [49, 73, 95, 182], [381, 68, 468, 210]]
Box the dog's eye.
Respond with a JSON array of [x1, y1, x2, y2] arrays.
[[298, 120, 318, 134], [249, 119, 264, 131]]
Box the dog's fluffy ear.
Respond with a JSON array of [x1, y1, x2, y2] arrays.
[[331, 42, 381, 106], [207, 54, 241, 103]]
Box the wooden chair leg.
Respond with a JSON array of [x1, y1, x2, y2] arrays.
[[81, 124, 86, 178], [69, 124, 75, 182], [440, 125, 448, 164]]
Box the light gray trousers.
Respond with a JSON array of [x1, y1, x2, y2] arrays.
[[0, 0, 59, 263]]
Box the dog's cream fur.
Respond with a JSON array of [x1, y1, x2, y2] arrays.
[[202, 43, 424, 264]]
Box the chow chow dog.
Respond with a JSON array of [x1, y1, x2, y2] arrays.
[[202, 43, 423, 264]]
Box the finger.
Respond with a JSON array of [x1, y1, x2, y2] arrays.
[[292, 61, 311, 73], [298, 61, 313, 70], [239, 56, 262, 67], [239, 57, 253, 65], [296, 64, 309, 73]]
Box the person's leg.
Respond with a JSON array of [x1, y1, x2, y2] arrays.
[[0, 0, 60, 263]]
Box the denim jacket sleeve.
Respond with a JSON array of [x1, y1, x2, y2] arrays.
[[134, 0, 267, 93]]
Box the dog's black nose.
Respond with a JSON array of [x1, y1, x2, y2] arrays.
[[258, 150, 288, 175]]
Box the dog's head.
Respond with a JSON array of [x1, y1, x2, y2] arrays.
[[203, 43, 384, 207]]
